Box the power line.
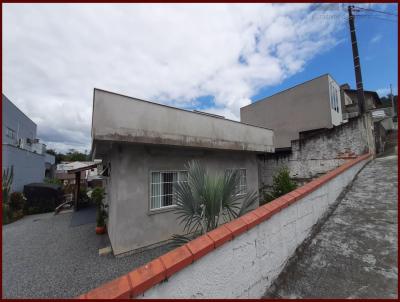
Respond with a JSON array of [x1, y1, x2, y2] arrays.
[[353, 6, 398, 17]]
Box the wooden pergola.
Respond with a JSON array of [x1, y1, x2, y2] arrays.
[[67, 163, 99, 210]]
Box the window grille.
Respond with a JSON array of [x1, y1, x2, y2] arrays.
[[150, 170, 188, 210]]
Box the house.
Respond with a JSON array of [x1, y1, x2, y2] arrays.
[[55, 161, 101, 187], [240, 74, 347, 149], [340, 84, 394, 153], [2, 94, 55, 192], [339, 84, 382, 118], [91, 88, 274, 255]]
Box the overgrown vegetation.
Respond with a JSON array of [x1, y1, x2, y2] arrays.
[[170, 160, 258, 247], [260, 166, 297, 206]]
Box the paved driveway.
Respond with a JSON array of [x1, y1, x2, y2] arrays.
[[265, 154, 398, 298], [2, 210, 172, 298]]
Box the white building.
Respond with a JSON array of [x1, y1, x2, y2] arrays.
[[2, 94, 55, 192]]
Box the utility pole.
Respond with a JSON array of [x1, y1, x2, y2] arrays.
[[348, 5, 366, 114]]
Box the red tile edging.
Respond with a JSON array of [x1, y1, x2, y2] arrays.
[[78, 153, 372, 299]]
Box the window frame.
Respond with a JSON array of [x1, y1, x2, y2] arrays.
[[329, 82, 340, 113], [148, 169, 188, 213]]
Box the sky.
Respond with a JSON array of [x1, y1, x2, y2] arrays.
[[3, 3, 398, 153]]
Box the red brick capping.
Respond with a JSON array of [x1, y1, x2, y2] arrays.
[[78, 153, 371, 299], [159, 245, 193, 277], [186, 234, 214, 261], [128, 258, 166, 296], [206, 225, 233, 248]]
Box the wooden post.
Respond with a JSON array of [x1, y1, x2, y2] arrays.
[[74, 172, 81, 210]]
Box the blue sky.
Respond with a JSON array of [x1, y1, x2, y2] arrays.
[[193, 4, 398, 109], [256, 5, 398, 100], [4, 3, 398, 152]]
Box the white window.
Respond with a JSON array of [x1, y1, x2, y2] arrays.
[[329, 82, 340, 113], [150, 170, 188, 210], [226, 168, 247, 196]]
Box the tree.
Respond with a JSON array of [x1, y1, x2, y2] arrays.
[[50, 149, 90, 164], [170, 160, 258, 246]]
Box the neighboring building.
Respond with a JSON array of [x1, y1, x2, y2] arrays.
[[340, 84, 395, 153], [339, 84, 382, 118], [91, 89, 274, 255], [241, 74, 347, 149], [2, 94, 55, 192], [239, 75, 376, 195], [55, 161, 101, 187]]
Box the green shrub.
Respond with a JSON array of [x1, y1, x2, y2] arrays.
[[9, 192, 26, 212], [91, 187, 105, 206], [79, 187, 91, 205], [260, 167, 297, 205], [92, 187, 107, 227]]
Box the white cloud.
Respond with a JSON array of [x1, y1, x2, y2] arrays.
[[3, 3, 346, 152], [370, 34, 382, 44]]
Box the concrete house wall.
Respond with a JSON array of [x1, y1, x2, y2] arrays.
[[104, 144, 259, 255], [92, 89, 274, 255], [240, 74, 344, 149]]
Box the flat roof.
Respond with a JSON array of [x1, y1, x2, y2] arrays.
[[91, 89, 275, 154]]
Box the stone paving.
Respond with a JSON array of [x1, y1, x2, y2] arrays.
[[264, 154, 398, 298], [2, 211, 173, 298]]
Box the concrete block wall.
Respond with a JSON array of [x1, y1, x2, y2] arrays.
[[78, 153, 371, 299], [259, 116, 371, 188]]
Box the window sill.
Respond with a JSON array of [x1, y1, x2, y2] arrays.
[[148, 205, 177, 216]]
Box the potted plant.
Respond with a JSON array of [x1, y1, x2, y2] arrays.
[[92, 187, 107, 234]]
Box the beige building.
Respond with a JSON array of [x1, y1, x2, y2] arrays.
[[240, 74, 348, 149]]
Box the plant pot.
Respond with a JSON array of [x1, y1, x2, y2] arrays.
[[96, 226, 106, 235]]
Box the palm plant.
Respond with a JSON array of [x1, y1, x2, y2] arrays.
[[170, 160, 258, 246]]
